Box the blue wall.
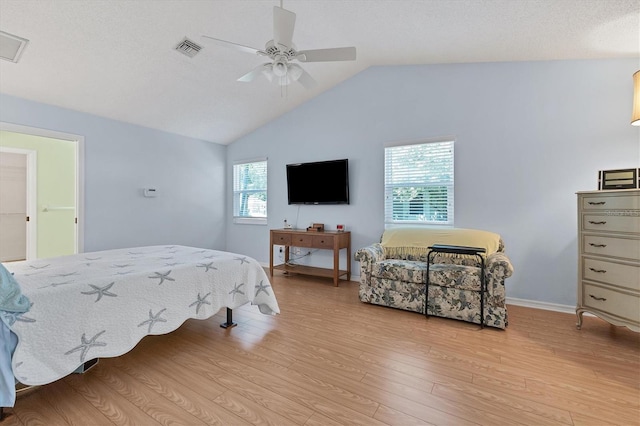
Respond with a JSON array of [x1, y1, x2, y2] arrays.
[[227, 58, 640, 307], [0, 94, 227, 252]]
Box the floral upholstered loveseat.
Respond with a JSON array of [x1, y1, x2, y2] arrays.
[[354, 228, 514, 329]]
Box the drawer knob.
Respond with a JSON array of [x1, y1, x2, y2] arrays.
[[588, 201, 606, 205], [589, 294, 607, 302], [588, 221, 607, 225], [589, 243, 607, 248], [588, 267, 607, 273]]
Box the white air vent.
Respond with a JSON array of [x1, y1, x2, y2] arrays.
[[0, 31, 29, 63], [175, 38, 202, 58]]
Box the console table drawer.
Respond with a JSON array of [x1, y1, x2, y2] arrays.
[[291, 234, 314, 247], [313, 235, 335, 248], [583, 284, 640, 322], [582, 194, 640, 210], [583, 258, 640, 291], [272, 233, 291, 245], [583, 214, 640, 233], [583, 235, 640, 261]]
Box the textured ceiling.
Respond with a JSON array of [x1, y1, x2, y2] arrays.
[[0, 0, 638, 145]]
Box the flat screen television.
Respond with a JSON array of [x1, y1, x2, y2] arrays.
[[286, 159, 349, 205]]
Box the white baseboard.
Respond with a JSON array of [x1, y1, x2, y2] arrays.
[[264, 265, 578, 315], [506, 297, 576, 314]]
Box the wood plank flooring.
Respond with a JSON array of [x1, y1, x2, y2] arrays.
[[3, 273, 639, 425]]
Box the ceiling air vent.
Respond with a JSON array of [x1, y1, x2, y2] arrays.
[[175, 38, 202, 58], [0, 30, 29, 63]]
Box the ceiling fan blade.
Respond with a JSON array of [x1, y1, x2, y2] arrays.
[[202, 35, 263, 55], [297, 47, 356, 62], [237, 63, 272, 82], [273, 6, 296, 49], [296, 67, 317, 89]]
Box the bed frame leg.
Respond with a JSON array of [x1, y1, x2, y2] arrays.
[[220, 307, 237, 328], [1, 407, 4, 421]]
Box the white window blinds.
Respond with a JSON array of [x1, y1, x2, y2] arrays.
[[233, 159, 267, 223], [384, 140, 454, 225]]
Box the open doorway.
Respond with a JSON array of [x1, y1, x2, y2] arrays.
[[0, 148, 36, 261], [0, 123, 84, 260]]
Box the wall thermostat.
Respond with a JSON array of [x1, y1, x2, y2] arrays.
[[143, 188, 158, 198]]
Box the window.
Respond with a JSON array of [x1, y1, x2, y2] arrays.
[[233, 159, 267, 224], [384, 140, 454, 226]]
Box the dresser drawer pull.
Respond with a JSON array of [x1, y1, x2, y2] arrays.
[[588, 243, 607, 248], [587, 201, 606, 205], [588, 294, 607, 302], [588, 267, 607, 273], [587, 221, 607, 225]]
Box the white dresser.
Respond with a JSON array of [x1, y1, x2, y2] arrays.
[[576, 189, 640, 332]]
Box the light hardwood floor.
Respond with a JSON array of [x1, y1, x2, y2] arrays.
[[3, 273, 639, 426]]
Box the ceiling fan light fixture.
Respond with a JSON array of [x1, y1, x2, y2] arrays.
[[272, 57, 288, 77], [288, 63, 303, 81]]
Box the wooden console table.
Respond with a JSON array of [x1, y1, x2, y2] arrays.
[[269, 229, 351, 286]]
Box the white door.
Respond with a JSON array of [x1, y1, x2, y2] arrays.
[[0, 152, 27, 261]]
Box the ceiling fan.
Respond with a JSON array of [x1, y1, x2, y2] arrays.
[[202, 2, 356, 89]]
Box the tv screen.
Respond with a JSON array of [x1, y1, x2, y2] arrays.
[[286, 159, 349, 205]]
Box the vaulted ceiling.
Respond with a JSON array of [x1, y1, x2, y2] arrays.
[[0, 0, 638, 145]]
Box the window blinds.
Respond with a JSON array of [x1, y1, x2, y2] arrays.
[[384, 140, 454, 225], [233, 160, 267, 220]]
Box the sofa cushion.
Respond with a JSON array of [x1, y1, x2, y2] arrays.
[[428, 264, 481, 291], [372, 259, 429, 284], [381, 227, 502, 260]]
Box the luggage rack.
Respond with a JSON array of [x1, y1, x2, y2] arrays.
[[426, 244, 487, 328]]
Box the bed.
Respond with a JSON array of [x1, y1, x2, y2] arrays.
[[0, 245, 280, 412]]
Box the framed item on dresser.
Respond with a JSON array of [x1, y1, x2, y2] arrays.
[[598, 168, 639, 190]]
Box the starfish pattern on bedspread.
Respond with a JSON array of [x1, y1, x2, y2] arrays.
[[1, 311, 36, 326], [39, 280, 74, 289], [111, 264, 132, 268], [148, 271, 175, 285], [189, 293, 212, 314], [255, 280, 271, 297], [138, 309, 167, 333], [196, 262, 217, 272], [28, 264, 50, 270], [235, 257, 249, 264], [54, 271, 78, 278], [81, 282, 117, 302], [64, 330, 107, 363], [229, 283, 245, 300]]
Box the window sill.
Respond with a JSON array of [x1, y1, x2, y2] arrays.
[[234, 217, 267, 225]]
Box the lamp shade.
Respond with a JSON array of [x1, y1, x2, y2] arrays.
[[633, 70, 640, 126]]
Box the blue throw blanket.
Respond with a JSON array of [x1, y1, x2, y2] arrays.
[[0, 262, 30, 408], [0, 263, 30, 313]]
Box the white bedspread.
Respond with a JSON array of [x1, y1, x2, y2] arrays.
[[2, 245, 279, 386]]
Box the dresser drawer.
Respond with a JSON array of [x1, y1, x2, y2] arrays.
[[290, 234, 314, 247], [313, 235, 334, 248], [583, 235, 640, 261], [583, 214, 640, 234], [583, 258, 640, 292], [581, 194, 640, 210], [272, 232, 291, 245], [583, 283, 640, 323]]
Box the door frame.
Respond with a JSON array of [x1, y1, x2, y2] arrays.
[[0, 146, 37, 260], [0, 122, 85, 255]]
